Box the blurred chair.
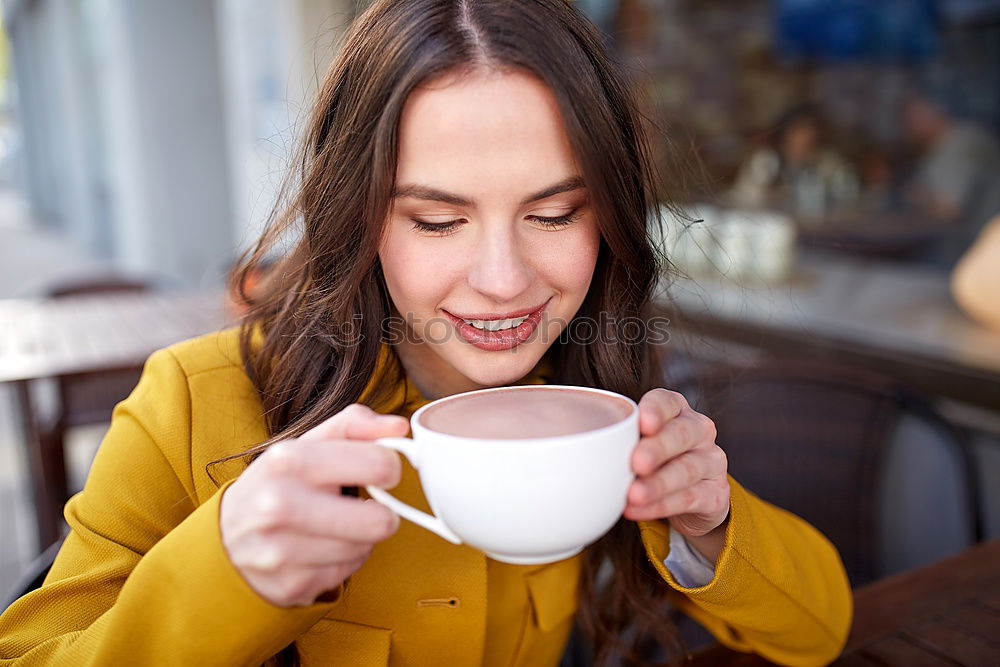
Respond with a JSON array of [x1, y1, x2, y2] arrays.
[[687, 358, 981, 587], [29, 275, 151, 549]]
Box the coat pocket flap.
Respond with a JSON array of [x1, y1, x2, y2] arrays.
[[298, 618, 392, 664], [526, 556, 583, 632]]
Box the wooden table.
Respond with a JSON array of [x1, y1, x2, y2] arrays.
[[662, 250, 1000, 411], [0, 290, 229, 549], [691, 539, 1000, 665]]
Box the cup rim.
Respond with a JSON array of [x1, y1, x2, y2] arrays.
[[410, 384, 638, 445]]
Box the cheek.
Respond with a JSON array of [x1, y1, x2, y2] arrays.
[[380, 239, 461, 344], [379, 231, 455, 314], [538, 224, 601, 291], [378, 231, 419, 311]]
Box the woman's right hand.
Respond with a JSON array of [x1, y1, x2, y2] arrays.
[[220, 404, 409, 607]]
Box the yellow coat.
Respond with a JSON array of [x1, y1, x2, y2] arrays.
[[0, 329, 851, 666]]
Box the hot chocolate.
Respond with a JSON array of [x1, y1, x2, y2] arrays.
[[419, 386, 633, 439]]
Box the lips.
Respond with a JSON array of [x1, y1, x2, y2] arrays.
[[444, 298, 550, 351]]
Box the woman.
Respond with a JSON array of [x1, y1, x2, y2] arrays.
[[0, 1, 851, 665], [729, 105, 859, 218]]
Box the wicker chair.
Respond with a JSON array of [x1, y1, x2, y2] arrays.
[[687, 358, 981, 587]]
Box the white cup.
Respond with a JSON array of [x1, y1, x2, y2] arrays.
[[366, 385, 639, 564]]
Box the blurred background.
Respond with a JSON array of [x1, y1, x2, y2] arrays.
[[1, 0, 999, 643]]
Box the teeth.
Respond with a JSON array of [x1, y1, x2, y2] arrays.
[[462, 315, 530, 331]]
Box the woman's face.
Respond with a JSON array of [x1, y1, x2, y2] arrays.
[[781, 118, 819, 165], [379, 68, 600, 399]]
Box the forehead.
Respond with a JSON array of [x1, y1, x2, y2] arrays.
[[395, 68, 580, 196]]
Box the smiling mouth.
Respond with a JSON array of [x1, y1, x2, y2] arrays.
[[446, 299, 549, 330], [443, 299, 551, 351], [458, 315, 530, 331]]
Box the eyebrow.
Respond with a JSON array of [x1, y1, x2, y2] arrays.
[[392, 175, 586, 207]]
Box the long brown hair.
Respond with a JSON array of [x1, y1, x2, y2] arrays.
[[232, 0, 682, 664]]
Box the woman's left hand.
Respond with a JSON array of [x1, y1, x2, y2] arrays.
[[624, 388, 730, 544]]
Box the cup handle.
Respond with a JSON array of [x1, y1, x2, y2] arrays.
[[365, 437, 462, 545]]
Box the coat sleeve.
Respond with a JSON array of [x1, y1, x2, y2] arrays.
[[639, 478, 853, 667], [0, 348, 339, 667]]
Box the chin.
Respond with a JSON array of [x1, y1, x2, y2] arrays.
[[453, 344, 546, 387]]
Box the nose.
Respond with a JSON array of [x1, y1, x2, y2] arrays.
[[466, 222, 533, 303]]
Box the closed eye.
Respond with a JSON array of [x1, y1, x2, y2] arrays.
[[410, 209, 583, 236], [528, 210, 583, 229], [409, 218, 465, 236]]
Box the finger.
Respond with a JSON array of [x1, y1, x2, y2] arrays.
[[627, 447, 726, 506], [624, 478, 730, 523], [638, 389, 687, 436], [242, 481, 401, 542], [301, 403, 410, 442], [631, 409, 715, 476], [313, 556, 371, 595], [235, 533, 375, 573], [260, 438, 403, 490], [263, 558, 370, 608]]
